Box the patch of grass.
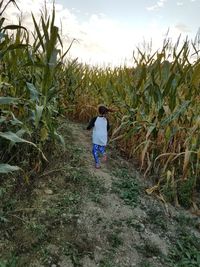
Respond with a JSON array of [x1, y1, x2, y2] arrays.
[[168, 230, 200, 267], [177, 178, 196, 208], [109, 219, 123, 228], [42, 191, 81, 227], [0, 256, 18, 267], [139, 259, 155, 267], [69, 146, 85, 167], [99, 258, 120, 267], [111, 168, 140, 207], [61, 238, 95, 266], [65, 166, 89, 184], [107, 231, 123, 249], [175, 212, 199, 229], [145, 207, 168, 232], [25, 219, 47, 241], [125, 217, 145, 232], [136, 240, 161, 258], [87, 176, 107, 203]]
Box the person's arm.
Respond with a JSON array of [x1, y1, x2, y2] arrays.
[[86, 117, 97, 130]]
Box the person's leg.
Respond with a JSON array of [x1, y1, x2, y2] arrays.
[[99, 145, 107, 162], [92, 144, 100, 168]]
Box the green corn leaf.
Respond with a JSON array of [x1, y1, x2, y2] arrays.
[[2, 24, 27, 32], [0, 96, 19, 105], [26, 82, 39, 101], [0, 131, 34, 144], [10, 112, 23, 125], [0, 163, 21, 174], [0, 17, 5, 28], [33, 105, 44, 128], [46, 26, 58, 63], [163, 73, 175, 97], [161, 101, 191, 126], [41, 16, 50, 44], [32, 13, 45, 52], [54, 131, 65, 149], [0, 131, 47, 161]]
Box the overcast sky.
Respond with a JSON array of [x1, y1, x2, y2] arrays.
[[5, 0, 200, 66]]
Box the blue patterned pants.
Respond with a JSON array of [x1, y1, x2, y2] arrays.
[[92, 144, 106, 164]]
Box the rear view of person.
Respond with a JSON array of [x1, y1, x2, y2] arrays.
[[87, 105, 110, 169]]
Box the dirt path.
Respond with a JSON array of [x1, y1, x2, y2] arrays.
[[64, 122, 169, 267], [1, 119, 200, 267]]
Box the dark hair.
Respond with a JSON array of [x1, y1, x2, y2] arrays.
[[98, 105, 109, 115]]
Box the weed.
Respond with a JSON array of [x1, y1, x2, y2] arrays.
[[25, 220, 46, 240], [125, 217, 145, 232], [168, 230, 200, 267], [65, 167, 89, 184], [161, 183, 176, 204], [107, 231, 123, 249], [177, 178, 196, 208], [175, 212, 199, 229], [87, 176, 107, 203], [0, 254, 18, 267], [69, 146, 85, 167], [112, 168, 140, 206], [99, 258, 120, 267], [136, 240, 161, 258], [139, 259, 154, 267], [146, 207, 168, 231]]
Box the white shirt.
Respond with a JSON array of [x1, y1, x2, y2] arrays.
[[92, 116, 108, 146]]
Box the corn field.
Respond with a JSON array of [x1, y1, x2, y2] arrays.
[[63, 40, 200, 208], [0, 1, 199, 208]]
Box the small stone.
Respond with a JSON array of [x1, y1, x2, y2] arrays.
[[44, 189, 53, 195]]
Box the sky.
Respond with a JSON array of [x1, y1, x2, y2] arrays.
[[4, 0, 200, 66]]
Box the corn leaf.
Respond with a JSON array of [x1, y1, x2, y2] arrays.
[[0, 163, 21, 174]]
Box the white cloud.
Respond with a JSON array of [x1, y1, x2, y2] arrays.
[[3, 0, 194, 66], [177, 2, 184, 6], [146, 0, 167, 11], [4, 0, 138, 66], [175, 23, 191, 33]]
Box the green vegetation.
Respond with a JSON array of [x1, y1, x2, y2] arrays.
[[136, 240, 162, 258], [62, 38, 200, 208], [1, 2, 200, 267], [107, 231, 123, 249], [1, 0, 199, 207], [168, 230, 200, 267], [112, 168, 140, 206], [0, 0, 66, 176]]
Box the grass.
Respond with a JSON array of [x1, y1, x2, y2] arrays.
[[125, 217, 145, 232], [145, 207, 168, 232], [139, 259, 155, 267], [111, 167, 140, 207], [168, 229, 200, 267], [99, 259, 120, 267], [0, 256, 18, 267], [175, 212, 199, 229], [107, 231, 123, 249], [136, 240, 162, 258], [87, 175, 107, 203], [64, 166, 89, 184]]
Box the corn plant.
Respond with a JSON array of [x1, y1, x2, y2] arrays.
[[0, 2, 69, 175], [64, 38, 200, 207]]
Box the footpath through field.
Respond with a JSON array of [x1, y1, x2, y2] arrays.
[[1, 119, 200, 267]]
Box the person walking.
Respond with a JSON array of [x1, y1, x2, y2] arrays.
[[87, 105, 111, 169]]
